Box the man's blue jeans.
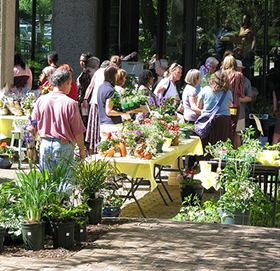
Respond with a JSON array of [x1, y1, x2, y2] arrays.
[[39, 138, 74, 192]]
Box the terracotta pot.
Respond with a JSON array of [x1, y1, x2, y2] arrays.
[[99, 148, 115, 157], [171, 136, 179, 146]]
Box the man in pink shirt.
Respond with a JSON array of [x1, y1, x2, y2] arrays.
[[28, 69, 86, 175]]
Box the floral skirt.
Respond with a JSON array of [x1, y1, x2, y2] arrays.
[[85, 104, 100, 152]]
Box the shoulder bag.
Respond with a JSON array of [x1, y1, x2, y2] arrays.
[[194, 91, 227, 138]]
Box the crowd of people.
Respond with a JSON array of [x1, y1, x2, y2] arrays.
[[12, 13, 279, 176]]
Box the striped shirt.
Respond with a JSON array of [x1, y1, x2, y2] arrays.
[[228, 71, 245, 107]]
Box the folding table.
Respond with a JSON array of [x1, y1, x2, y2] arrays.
[[86, 136, 203, 217]]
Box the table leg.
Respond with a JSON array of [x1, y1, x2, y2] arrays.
[[122, 177, 146, 218], [154, 165, 173, 204]]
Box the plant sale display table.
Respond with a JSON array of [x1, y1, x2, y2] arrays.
[[86, 136, 203, 217], [0, 115, 28, 139]]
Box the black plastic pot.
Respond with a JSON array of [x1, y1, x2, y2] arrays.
[[179, 184, 204, 205], [42, 216, 53, 236], [0, 227, 5, 252], [74, 217, 87, 242], [0, 154, 13, 169], [50, 221, 75, 249], [87, 197, 104, 225], [21, 221, 45, 251], [102, 206, 121, 217]]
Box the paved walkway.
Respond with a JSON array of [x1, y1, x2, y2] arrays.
[[1, 162, 280, 270], [1, 219, 280, 270]]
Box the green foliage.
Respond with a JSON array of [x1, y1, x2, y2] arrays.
[[13, 166, 55, 223], [103, 193, 124, 207], [123, 75, 138, 91], [250, 190, 280, 227], [45, 155, 75, 206], [0, 182, 25, 239], [45, 203, 90, 223], [172, 195, 220, 223], [179, 122, 195, 130], [249, 96, 274, 115], [217, 159, 261, 213], [238, 126, 263, 158], [204, 138, 234, 158], [74, 158, 118, 201], [25, 60, 44, 70]]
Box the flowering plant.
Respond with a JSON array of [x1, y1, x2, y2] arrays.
[[122, 120, 144, 148], [20, 92, 36, 110], [200, 62, 213, 88], [176, 168, 201, 185], [97, 132, 120, 152], [0, 142, 16, 163], [161, 122, 180, 139], [0, 142, 15, 156], [103, 193, 124, 207], [149, 93, 180, 116], [39, 80, 54, 95], [140, 118, 165, 144]]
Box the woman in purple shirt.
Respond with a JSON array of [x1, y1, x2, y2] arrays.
[[182, 69, 202, 123]]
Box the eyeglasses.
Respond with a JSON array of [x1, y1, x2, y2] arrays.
[[170, 63, 182, 71]]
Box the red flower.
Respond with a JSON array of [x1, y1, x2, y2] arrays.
[[107, 132, 112, 140], [144, 118, 151, 124], [108, 198, 112, 202], [0, 142, 7, 148]]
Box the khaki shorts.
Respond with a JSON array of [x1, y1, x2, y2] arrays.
[[236, 118, 245, 132]]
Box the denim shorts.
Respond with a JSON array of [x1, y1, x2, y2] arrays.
[[39, 138, 74, 189]]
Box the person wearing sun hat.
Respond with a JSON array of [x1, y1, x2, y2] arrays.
[[234, 59, 254, 147]]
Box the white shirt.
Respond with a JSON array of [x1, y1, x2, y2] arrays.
[[154, 77, 179, 99]]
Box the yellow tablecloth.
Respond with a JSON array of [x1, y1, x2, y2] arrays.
[[0, 115, 28, 139], [86, 136, 203, 192]]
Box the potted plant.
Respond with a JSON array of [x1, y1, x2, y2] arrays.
[[176, 165, 204, 205], [204, 138, 234, 160], [216, 159, 261, 225], [237, 126, 263, 161], [0, 142, 15, 168], [102, 192, 124, 217], [12, 119, 28, 132], [45, 203, 89, 248], [74, 157, 118, 224], [20, 92, 37, 115], [0, 182, 26, 246], [11, 165, 56, 251], [178, 122, 194, 139]]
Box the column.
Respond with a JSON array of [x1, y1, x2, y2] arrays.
[[0, 0, 16, 88], [52, 0, 98, 78]]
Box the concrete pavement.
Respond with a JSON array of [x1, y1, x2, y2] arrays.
[[1, 162, 280, 270], [0, 219, 280, 270]]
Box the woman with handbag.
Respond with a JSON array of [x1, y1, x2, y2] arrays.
[[196, 70, 233, 155], [153, 62, 182, 99]]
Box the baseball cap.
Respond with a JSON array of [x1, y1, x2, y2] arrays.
[[236, 59, 244, 68]]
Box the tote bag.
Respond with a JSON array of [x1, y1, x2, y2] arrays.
[[194, 91, 226, 138]]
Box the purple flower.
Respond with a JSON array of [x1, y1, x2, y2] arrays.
[[22, 131, 33, 144]]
